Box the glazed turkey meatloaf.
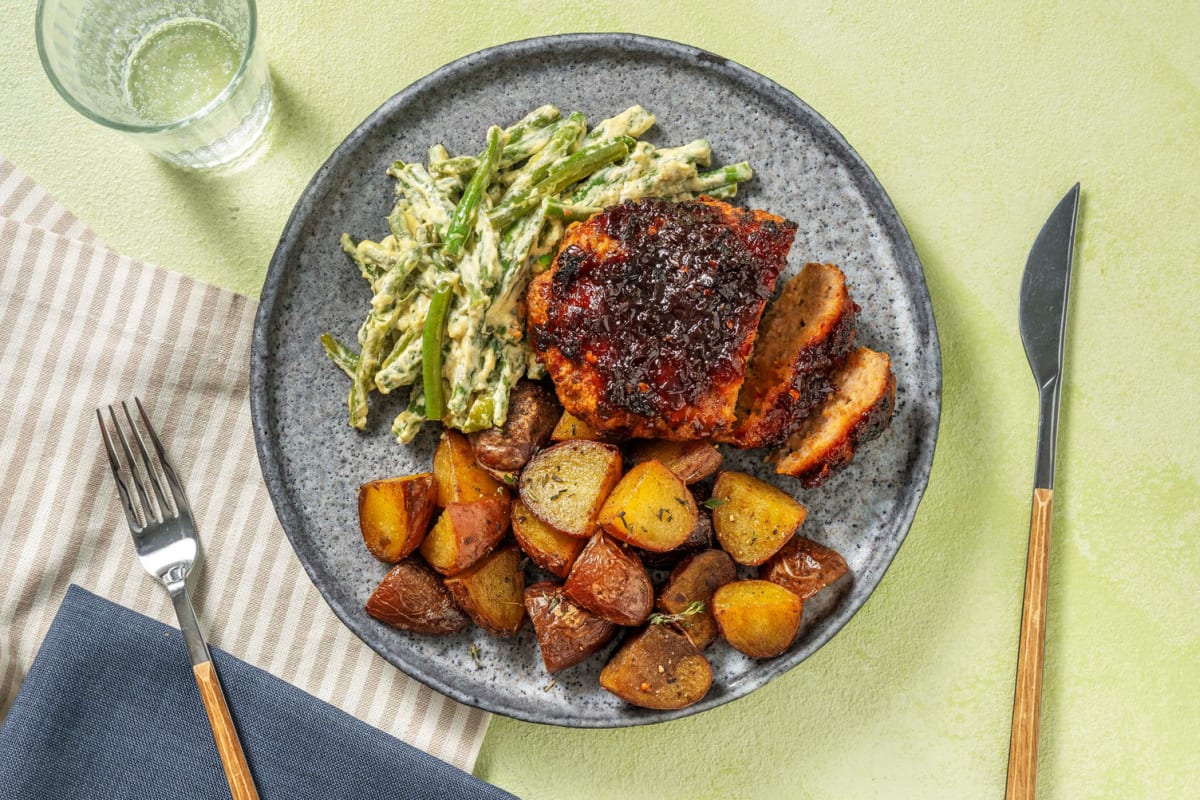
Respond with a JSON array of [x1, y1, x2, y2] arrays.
[[720, 262, 859, 448], [527, 196, 797, 439], [769, 347, 896, 487]]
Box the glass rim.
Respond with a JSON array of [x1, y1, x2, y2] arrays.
[[35, 0, 260, 135]]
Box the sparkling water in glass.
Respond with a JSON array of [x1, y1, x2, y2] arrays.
[[37, 0, 272, 170]]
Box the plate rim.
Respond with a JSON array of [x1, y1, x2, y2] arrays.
[[250, 31, 942, 727]]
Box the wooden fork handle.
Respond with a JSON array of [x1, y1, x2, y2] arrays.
[[193, 660, 260, 800], [1005, 487, 1054, 800]]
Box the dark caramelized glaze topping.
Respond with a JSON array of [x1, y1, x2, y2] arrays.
[[533, 198, 796, 420]]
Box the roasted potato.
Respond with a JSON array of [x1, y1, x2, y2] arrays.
[[710, 471, 807, 565], [525, 581, 617, 673], [599, 624, 712, 710], [519, 440, 622, 538], [358, 473, 438, 563], [636, 510, 714, 568], [444, 545, 526, 637], [563, 532, 653, 626], [469, 381, 561, 472], [760, 535, 849, 601], [626, 439, 723, 484], [550, 410, 608, 442], [656, 549, 738, 649], [511, 498, 585, 578], [433, 429, 508, 507], [365, 558, 468, 635], [712, 580, 803, 658], [418, 495, 510, 576], [597, 460, 698, 552]]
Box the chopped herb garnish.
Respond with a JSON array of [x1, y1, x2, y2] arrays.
[[648, 601, 706, 625], [616, 510, 631, 532], [703, 497, 728, 510], [468, 644, 483, 668]]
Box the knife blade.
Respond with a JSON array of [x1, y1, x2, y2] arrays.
[[1019, 182, 1080, 490], [1006, 183, 1080, 800]]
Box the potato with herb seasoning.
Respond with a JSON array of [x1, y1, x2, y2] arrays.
[[469, 380, 561, 473], [626, 439, 723, 484], [712, 579, 803, 658], [597, 460, 698, 552], [656, 549, 738, 649], [444, 545, 526, 636], [760, 535, 849, 601], [563, 532, 653, 626], [365, 558, 469, 635], [358, 473, 438, 563], [599, 624, 712, 710], [550, 410, 609, 442], [519, 440, 622, 538], [525, 582, 617, 673], [419, 495, 510, 575], [511, 498, 585, 578], [710, 470, 807, 565], [433, 429, 508, 506]]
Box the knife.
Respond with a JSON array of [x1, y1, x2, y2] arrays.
[[1006, 183, 1080, 800]]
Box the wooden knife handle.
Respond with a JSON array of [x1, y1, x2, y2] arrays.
[[1005, 487, 1054, 800], [193, 660, 260, 800]]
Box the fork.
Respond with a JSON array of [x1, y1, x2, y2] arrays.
[[97, 398, 260, 800]]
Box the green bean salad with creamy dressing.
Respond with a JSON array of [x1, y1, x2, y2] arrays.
[[321, 104, 753, 443]]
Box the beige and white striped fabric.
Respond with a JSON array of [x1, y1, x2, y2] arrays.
[[0, 158, 490, 771]]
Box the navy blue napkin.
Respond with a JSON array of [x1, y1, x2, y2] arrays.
[[0, 585, 517, 799]]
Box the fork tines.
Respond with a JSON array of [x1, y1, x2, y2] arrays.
[[96, 398, 187, 532]]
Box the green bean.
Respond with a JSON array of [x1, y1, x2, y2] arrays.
[[443, 126, 502, 258], [339, 233, 381, 285], [349, 254, 419, 428], [392, 387, 426, 444], [421, 282, 454, 421], [320, 332, 359, 378], [583, 105, 655, 143], [685, 162, 752, 192], [545, 198, 600, 222], [387, 162, 455, 231], [570, 141, 655, 204], [489, 136, 632, 229]]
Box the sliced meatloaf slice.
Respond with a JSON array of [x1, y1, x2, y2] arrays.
[[719, 262, 858, 448], [769, 347, 895, 487], [527, 196, 797, 440]]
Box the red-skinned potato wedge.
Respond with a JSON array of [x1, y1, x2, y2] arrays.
[[710, 471, 807, 565], [443, 545, 526, 637], [418, 495, 510, 576], [597, 460, 698, 552], [433, 429, 508, 507], [563, 532, 653, 626], [599, 624, 712, 710], [469, 380, 561, 473], [511, 498, 584, 578], [519, 440, 622, 538], [656, 549, 738, 649], [358, 473, 438, 563], [760, 536, 849, 601], [626, 439, 723, 484], [550, 410, 609, 442], [525, 581, 617, 673], [712, 579, 803, 658], [365, 558, 468, 635]]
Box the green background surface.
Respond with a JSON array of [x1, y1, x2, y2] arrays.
[[4, 2, 1198, 797]]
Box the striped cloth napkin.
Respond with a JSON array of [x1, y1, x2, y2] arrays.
[[0, 158, 490, 771]]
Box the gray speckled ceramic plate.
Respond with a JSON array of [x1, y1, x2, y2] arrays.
[[251, 33, 940, 727]]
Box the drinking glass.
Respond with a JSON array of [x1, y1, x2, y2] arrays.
[[36, 0, 273, 170]]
